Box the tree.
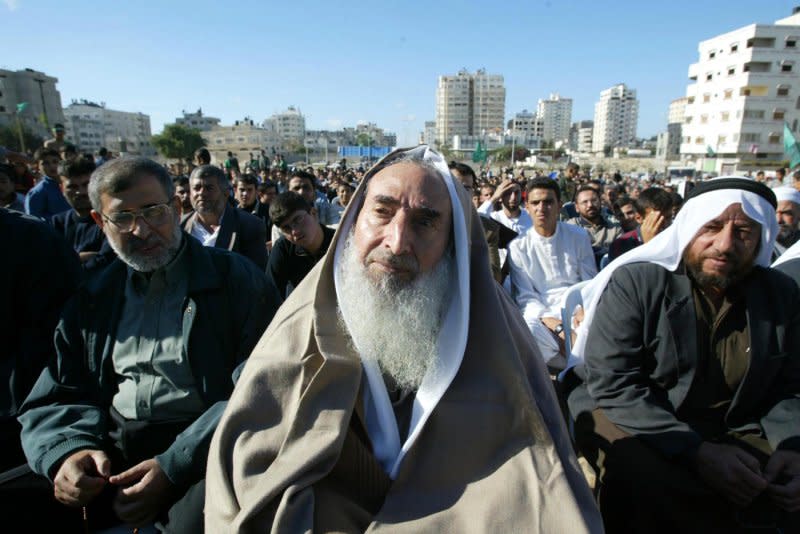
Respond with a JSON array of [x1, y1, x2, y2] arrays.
[[356, 133, 373, 147], [0, 123, 44, 154], [151, 124, 205, 162], [492, 146, 530, 163]]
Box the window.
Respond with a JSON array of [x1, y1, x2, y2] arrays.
[[0, 106, 4, 112], [769, 133, 781, 144], [743, 109, 765, 119], [721, 111, 730, 122], [742, 133, 761, 142], [703, 93, 711, 103], [718, 135, 727, 144], [724, 89, 733, 100], [728, 66, 735, 75], [747, 37, 776, 48], [706, 73, 713, 81], [731, 43, 739, 53], [774, 109, 786, 120], [687, 96, 696, 104], [778, 84, 791, 96], [782, 61, 794, 73], [695, 137, 705, 145], [685, 116, 693, 124], [684, 136, 691, 144], [787, 36, 797, 48], [709, 51, 716, 59], [700, 114, 709, 124]]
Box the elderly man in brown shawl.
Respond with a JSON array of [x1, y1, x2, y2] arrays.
[[205, 146, 602, 533]]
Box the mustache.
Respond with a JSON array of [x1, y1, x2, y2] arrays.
[[366, 248, 419, 272], [127, 234, 164, 251]]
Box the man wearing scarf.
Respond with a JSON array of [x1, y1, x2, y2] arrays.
[[205, 146, 601, 533], [565, 178, 800, 532]]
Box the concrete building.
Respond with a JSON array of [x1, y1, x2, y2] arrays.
[[421, 120, 437, 147], [657, 97, 690, 162], [510, 109, 543, 139], [202, 117, 280, 164], [63, 100, 154, 156], [569, 120, 594, 153], [537, 93, 572, 143], [264, 106, 306, 146], [680, 8, 800, 174], [435, 69, 506, 146], [0, 68, 66, 140], [175, 108, 221, 131], [592, 83, 639, 154]]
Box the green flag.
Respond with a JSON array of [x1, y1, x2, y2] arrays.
[[472, 140, 487, 163], [784, 122, 800, 169], [16, 102, 28, 113], [706, 145, 716, 157]]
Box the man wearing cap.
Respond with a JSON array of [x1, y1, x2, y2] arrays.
[[44, 123, 68, 153], [205, 146, 601, 533], [566, 178, 800, 531], [774, 186, 800, 258]]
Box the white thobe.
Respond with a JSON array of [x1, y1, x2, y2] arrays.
[[507, 222, 597, 367]]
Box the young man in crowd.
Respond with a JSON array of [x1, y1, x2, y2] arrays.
[[267, 191, 335, 297], [25, 147, 70, 221]]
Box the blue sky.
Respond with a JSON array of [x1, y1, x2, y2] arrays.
[[3, 1, 798, 145]]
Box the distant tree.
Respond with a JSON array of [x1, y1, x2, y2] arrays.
[[492, 146, 530, 162], [0, 123, 44, 154], [151, 124, 205, 162], [356, 133, 373, 147]]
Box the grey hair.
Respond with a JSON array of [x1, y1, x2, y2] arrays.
[[89, 157, 174, 212], [190, 164, 228, 187], [375, 150, 443, 180]]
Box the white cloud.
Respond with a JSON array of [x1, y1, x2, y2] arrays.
[[4, 0, 19, 11]]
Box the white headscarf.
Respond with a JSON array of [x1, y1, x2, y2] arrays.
[[333, 145, 470, 478], [565, 177, 778, 372]]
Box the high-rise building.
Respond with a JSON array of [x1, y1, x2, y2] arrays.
[[175, 108, 221, 131], [421, 121, 437, 147], [63, 100, 154, 156], [592, 83, 639, 154], [569, 120, 594, 152], [680, 8, 800, 173], [0, 68, 66, 140], [264, 106, 306, 145], [537, 93, 572, 143], [435, 69, 505, 146]]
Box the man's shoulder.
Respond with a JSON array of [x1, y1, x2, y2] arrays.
[[558, 220, 591, 239], [232, 207, 267, 232]]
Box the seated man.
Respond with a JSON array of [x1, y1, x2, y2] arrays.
[[19, 157, 281, 532], [236, 173, 270, 227], [566, 185, 622, 266], [566, 178, 800, 532], [267, 191, 335, 297], [50, 158, 110, 267], [477, 178, 533, 234], [449, 161, 504, 282], [181, 165, 269, 271], [329, 180, 355, 225], [205, 146, 601, 532], [607, 187, 673, 262], [508, 177, 596, 371], [773, 186, 800, 258]]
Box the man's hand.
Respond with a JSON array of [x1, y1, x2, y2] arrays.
[[540, 317, 567, 355], [53, 449, 111, 507], [490, 179, 516, 203], [694, 442, 768, 507], [640, 210, 665, 243], [109, 458, 174, 526], [764, 450, 800, 512]]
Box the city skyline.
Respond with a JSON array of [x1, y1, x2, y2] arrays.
[[3, 0, 798, 146]]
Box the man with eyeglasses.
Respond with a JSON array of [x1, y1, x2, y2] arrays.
[[18, 157, 282, 532], [267, 191, 335, 297], [181, 164, 268, 271]]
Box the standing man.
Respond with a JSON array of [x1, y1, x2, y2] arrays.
[[173, 175, 193, 218], [567, 178, 800, 532], [567, 185, 622, 265], [181, 165, 268, 271], [43, 123, 68, 153], [267, 192, 335, 297], [0, 163, 24, 211], [18, 157, 281, 532], [508, 177, 596, 371], [205, 146, 601, 532], [25, 148, 71, 221]]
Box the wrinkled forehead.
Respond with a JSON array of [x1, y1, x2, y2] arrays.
[[703, 202, 759, 227], [363, 162, 452, 215]]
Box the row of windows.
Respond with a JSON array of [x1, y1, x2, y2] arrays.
[[706, 62, 793, 81], [690, 85, 794, 105], [708, 36, 797, 59], [686, 133, 782, 145], [686, 108, 787, 124]]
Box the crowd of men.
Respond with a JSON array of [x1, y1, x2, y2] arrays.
[[1, 128, 800, 533]]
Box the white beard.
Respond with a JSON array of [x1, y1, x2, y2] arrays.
[[337, 233, 453, 391], [107, 219, 183, 273]]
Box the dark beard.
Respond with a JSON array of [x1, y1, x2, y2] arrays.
[[684, 254, 754, 292]]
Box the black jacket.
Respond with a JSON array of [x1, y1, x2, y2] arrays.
[[568, 262, 800, 459], [181, 207, 268, 271]]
